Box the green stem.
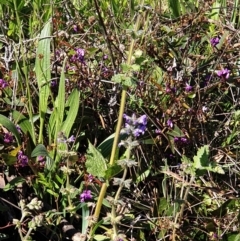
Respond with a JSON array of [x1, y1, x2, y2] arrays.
[[90, 1, 144, 237]]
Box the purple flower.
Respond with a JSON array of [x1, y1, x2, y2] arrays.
[[70, 48, 85, 63], [136, 115, 147, 125], [103, 55, 108, 60], [210, 37, 220, 47], [167, 119, 173, 128], [123, 114, 147, 137], [73, 25, 78, 32], [17, 151, 28, 166], [0, 79, 8, 89], [174, 136, 188, 145], [216, 68, 230, 80], [4, 132, 13, 143], [185, 83, 193, 92], [133, 124, 147, 137], [67, 135, 76, 143], [80, 190, 92, 202]]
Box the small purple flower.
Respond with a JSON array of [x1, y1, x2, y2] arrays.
[[0, 79, 8, 89], [133, 124, 147, 137], [167, 119, 173, 128], [210, 36, 220, 47], [73, 25, 78, 32], [103, 55, 108, 60], [70, 48, 85, 63], [216, 68, 230, 80], [185, 83, 193, 92], [67, 135, 76, 143], [174, 137, 179, 143], [4, 132, 13, 143], [18, 151, 28, 166], [136, 115, 147, 125], [155, 129, 161, 134], [16, 125, 22, 134], [123, 114, 132, 124], [80, 190, 92, 202]]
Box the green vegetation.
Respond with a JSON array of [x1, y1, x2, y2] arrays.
[[0, 0, 240, 240]]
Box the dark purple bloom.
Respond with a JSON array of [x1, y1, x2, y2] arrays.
[[174, 136, 188, 145], [174, 137, 179, 143], [133, 124, 147, 137], [210, 37, 220, 47], [18, 151, 28, 166], [80, 190, 92, 202], [167, 119, 173, 128], [0, 79, 8, 89], [216, 68, 230, 80], [70, 48, 85, 63], [123, 114, 147, 137], [185, 83, 193, 92], [4, 132, 13, 143]]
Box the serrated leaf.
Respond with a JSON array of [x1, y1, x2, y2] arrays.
[[193, 145, 209, 169], [0, 114, 21, 145], [85, 141, 107, 178]]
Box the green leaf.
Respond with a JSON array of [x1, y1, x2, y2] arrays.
[[85, 141, 107, 178], [169, 0, 181, 18], [12, 110, 34, 142], [193, 145, 209, 169], [61, 89, 80, 137], [0, 114, 21, 145], [105, 164, 122, 179], [31, 144, 49, 157], [35, 20, 51, 143], [98, 133, 128, 158], [1, 154, 17, 166], [82, 204, 89, 234], [3, 177, 25, 191], [46, 189, 59, 198], [93, 235, 110, 241], [55, 57, 67, 136]]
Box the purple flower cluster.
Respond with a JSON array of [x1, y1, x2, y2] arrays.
[[167, 119, 173, 128], [216, 68, 230, 80], [18, 151, 28, 166], [123, 114, 147, 137], [210, 36, 220, 47], [4, 132, 13, 143], [174, 136, 188, 145], [71, 48, 85, 63], [80, 189, 92, 202], [0, 79, 8, 89]]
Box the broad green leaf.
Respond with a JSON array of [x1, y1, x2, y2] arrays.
[[12, 110, 34, 142], [98, 133, 128, 158], [35, 20, 51, 143], [31, 144, 49, 157], [3, 177, 25, 191], [0, 114, 21, 145], [86, 141, 107, 178], [61, 89, 80, 137], [169, 0, 180, 18]]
